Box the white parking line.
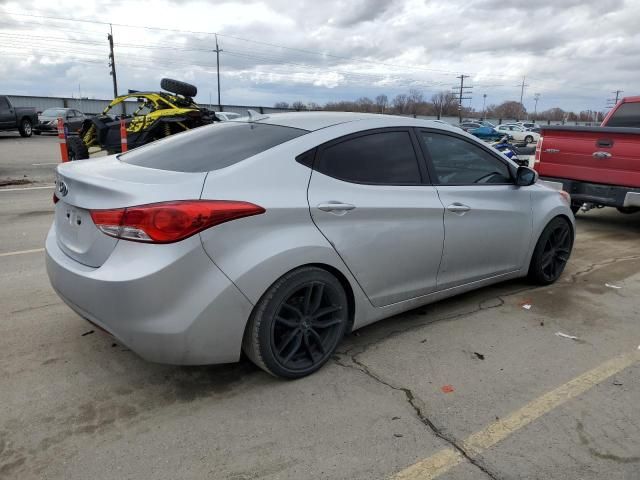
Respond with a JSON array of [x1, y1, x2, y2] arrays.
[[31, 162, 59, 166], [0, 248, 45, 258], [0, 185, 55, 192]]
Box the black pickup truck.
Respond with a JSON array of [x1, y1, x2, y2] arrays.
[[0, 96, 38, 137]]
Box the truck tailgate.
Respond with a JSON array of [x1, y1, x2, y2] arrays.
[[536, 126, 640, 188]]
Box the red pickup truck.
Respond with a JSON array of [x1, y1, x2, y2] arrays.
[[535, 96, 640, 214]]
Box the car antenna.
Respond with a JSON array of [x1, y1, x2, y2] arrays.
[[247, 109, 269, 122]]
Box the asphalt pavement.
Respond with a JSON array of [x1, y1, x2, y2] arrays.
[[1, 133, 639, 480]]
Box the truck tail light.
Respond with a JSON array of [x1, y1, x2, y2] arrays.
[[534, 136, 543, 165], [90, 200, 265, 243]]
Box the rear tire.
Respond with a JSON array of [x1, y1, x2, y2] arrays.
[[18, 118, 32, 137], [617, 207, 640, 214], [160, 78, 197, 97], [528, 217, 573, 285], [242, 267, 349, 379], [524, 135, 534, 144], [67, 136, 89, 160]]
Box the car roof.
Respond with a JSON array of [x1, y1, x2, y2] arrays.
[[240, 111, 425, 132]]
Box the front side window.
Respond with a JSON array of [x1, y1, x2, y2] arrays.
[[316, 131, 422, 184], [420, 131, 512, 185]]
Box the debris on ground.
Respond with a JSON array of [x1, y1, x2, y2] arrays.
[[612, 379, 623, 386], [441, 385, 455, 394], [474, 352, 485, 360], [81, 330, 94, 337], [555, 331, 580, 341], [394, 434, 403, 438], [540, 321, 545, 326], [522, 303, 532, 310], [605, 283, 622, 289], [0, 178, 32, 187], [392, 416, 401, 420]]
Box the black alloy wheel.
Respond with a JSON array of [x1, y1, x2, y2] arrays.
[[243, 267, 349, 379], [529, 217, 573, 285]]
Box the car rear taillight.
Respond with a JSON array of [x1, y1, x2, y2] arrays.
[[534, 136, 543, 165], [90, 200, 265, 243]]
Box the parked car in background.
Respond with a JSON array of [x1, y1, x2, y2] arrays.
[[468, 125, 504, 141], [34, 108, 87, 135], [535, 96, 640, 214], [47, 112, 573, 379], [216, 111, 242, 121], [459, 121, 482, 132], [496, 124, 540, 144], [517, 122, 541, 133], [0, 95, 38, 137]]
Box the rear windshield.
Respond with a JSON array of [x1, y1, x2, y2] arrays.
[[606, 102, 640, 128], [120, 122, 307, 172]]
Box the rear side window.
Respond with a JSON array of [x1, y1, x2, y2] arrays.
[[120, 122, 307, 172], [606, 102, 640, 128], [316, 131, 421, 184]]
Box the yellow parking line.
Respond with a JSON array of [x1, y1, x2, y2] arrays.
[[0, 248, 45, 258], [392, 349, 640, 480]]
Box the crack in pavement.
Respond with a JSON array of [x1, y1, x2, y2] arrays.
[[331, 254, 640, 480]]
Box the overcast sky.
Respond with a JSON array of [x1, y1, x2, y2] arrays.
[[0, 0, 638, 112]]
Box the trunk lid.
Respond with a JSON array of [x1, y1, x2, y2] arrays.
[[536, 126, 640, 188], [54, 156, 207, 267]]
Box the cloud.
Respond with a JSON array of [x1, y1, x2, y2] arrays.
[[0, 0, 637, 112]]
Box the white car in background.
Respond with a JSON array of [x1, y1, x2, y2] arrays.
[[216, 112, 242, 121], [496, 124, 540, 144]]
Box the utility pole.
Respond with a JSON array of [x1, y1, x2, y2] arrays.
[[607, 90, 623, 109], [518, 75, 529, 120], [107, 24, 118, 98], [481, 93, 487, 120], [213, 34, 223, 111], [533, 93, 540, 120], [454, 75, 472, 123]]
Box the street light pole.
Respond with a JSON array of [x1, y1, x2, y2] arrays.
[[482, 94, 487, 120], [533, 93, 540, 121], [213, 34, 223, 111]]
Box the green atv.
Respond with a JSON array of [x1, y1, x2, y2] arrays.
[[67, 78, 216, 160]]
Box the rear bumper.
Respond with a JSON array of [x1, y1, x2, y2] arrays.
[[45, 224, 254, 365], [34, 123, 57, 132], [540, 177, 640, 208]]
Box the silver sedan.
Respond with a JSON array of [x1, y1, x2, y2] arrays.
[[46, 112, 574, 378]]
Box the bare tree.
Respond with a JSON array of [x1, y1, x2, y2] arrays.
[[274, 102, 289, 109], [431, 91, 457, 119], [493, 101, 526, 120], [292, 101, 306, 111], [392, 94, 409, 114], [375, 94, 388, 113]]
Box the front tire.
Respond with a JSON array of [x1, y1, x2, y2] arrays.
[[524, 135, 534, 144], [528, 217, 574, 285], [19, 119, 32, 137], [242, 267, 349, 379]]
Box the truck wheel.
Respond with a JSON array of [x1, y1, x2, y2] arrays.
[[617, 207, 640, 214], [160, 78, 197, 97], [524, 135, 534, 144], [19, 119, 33, 137], [67, 136, 89, 160]]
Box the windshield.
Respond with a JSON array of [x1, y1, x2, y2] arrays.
[[41, 108, 67, 117]]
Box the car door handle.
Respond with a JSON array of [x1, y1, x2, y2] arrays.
[[447, 203, 471, 214], [317, 202, 356, 212], [592, 151, 612, 159]]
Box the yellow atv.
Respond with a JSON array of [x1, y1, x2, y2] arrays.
[[67, 78, 216, 160]]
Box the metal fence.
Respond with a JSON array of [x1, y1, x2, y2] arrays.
[[5, 95, 600, 126]]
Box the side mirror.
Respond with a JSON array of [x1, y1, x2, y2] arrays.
[[516, 166, 538, 186]]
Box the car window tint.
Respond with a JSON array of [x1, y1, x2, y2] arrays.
[[317, 131, 421, 184], [606, 102, 640, 127], [420, 131, 512, 185], [120, 122, 307, 172], [0, 97, 10, 109]]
